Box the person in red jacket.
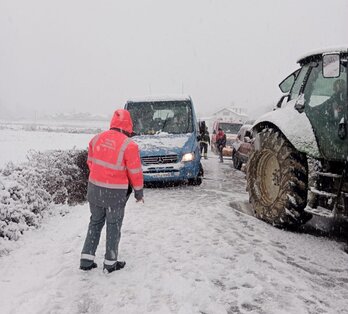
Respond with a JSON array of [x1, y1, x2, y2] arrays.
[[216, 128, 227, 162], [80, 109, 144, 273]]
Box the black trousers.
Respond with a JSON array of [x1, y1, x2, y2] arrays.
[[218, 145, 224, 161], [200, 142, 208, 154]]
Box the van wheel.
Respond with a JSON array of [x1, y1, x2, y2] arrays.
[[246, 128, 311, 227], [198, 162, 204, 177], [188, 162, 203, 186], [188, 177, 202, 186]]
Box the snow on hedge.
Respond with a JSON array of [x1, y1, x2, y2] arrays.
[[0, 149, 88, 249]]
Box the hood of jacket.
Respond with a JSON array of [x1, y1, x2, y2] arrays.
[[110, 109, 133, 134]]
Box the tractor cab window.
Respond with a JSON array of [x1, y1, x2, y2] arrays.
[[289, 64, 310, 100], [279, 69, 300, 93], [303, 60, 346, 116]]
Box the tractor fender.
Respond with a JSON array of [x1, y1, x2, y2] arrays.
[[252, 100, 321, 159]]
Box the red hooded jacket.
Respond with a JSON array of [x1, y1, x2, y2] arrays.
[[216, 130, 226, 147], [87, 109, 143, 191]]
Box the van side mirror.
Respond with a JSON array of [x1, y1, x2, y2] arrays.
[[323, 53, 340, 78]]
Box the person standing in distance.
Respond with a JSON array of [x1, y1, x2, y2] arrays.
[[200, 126, 210, 159], [80, 109, 144, 273], [216, 128, 226, 163]]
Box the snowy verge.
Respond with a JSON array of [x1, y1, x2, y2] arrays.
[[0, 123, 102, 134], [0, 149, 88, 251]]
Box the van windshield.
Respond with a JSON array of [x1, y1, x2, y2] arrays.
[[219, 122, 243, 134], [127, 101, 193, 135]]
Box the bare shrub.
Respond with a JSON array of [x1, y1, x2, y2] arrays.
[[0, 149, 89, 241]]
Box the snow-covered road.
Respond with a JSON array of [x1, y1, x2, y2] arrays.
[[1, 151, 348, 314]]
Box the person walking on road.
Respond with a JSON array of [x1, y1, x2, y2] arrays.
[[199, 127, 210, 159], [216, 128, 226, 163], [80, 109, 144, 273]]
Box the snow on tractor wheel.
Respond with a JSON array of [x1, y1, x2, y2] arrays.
[[246, 128, 311, 227]]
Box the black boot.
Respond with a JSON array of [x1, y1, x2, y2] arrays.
[[104, 261, 126, 273], [80, 262, 97, 271]]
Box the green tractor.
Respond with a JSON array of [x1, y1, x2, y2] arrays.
[[246, 48, 348, 227]]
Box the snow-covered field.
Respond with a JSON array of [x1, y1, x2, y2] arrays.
[[0, 118, 109, 130], [1, 129, 348, 314], [0, 118, 108, 167], [0, 129, 92, 167]]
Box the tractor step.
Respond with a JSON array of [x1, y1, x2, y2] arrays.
[[310, 187, 337, 198], [309, 187, 348, 198], [304, 205, 334, 218], [316, 172, 342, 179]]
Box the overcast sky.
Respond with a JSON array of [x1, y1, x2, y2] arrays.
[[0, 0, 347, 120]]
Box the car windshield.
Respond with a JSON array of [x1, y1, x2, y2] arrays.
[[219, 122, 243, 134], [127, 101, 194, 135]]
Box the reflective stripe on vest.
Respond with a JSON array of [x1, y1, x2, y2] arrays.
[[88, 137, 132, 171], [91, 134, 100, 150], [89, 179, 129, 189], [87, 157, 126, 170], [127, 167, 142, 174], [116, 138, 132, 167], [133, 185, 144, 191]]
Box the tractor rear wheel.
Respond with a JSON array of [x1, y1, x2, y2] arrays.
[[246, 128, 311, 227]]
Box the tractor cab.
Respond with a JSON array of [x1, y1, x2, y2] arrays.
[[247, 47, 348, 228], [278, 48, 348, 161]]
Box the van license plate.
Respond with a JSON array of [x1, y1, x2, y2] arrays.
[[151, 172, 173, 177]]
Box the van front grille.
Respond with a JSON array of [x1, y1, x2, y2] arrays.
[[141, 155, 178, 165]]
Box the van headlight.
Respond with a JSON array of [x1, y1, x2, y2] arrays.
[[182, 152, 195, 162]]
